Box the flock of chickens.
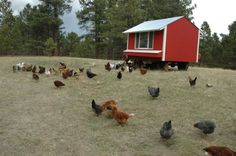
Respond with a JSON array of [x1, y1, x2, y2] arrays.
[[12, 60, 235, 156]]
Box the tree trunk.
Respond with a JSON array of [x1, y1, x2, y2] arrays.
[[95, 36, 100, 58], [52, 26, 60, 56], [52, 6, 60, 56]]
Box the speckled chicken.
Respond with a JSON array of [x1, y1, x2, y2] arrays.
[[160, 120, 174, 139], [148, 86, 160, 98], [194, 120, 216, 134]]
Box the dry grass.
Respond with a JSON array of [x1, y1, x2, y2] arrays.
[[0, 56, 236, 156]]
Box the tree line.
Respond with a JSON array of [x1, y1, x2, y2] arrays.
[[0, 0, 235, 69], [200, 21, 236, 69]]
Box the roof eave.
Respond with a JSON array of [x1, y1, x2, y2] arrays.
[[123, 27, 165, 34]]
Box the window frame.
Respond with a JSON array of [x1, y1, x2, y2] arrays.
[[135, 31, 154, 49]]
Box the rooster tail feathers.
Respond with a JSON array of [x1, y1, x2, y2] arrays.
[[92, 99, 96, 106]]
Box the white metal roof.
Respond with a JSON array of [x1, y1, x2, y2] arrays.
[[123, 16, 183, 33]]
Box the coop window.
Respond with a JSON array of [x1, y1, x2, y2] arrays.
[[135, 32, 153, 49]]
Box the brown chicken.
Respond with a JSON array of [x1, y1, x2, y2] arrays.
[[102, 100, 118, 118], [59, 62, 67, 73], [140, 65, 147, 75], [52, 68, 59, 75], [25, 64, 33, 71], [62, 68, 70, 79], [203, 146, 236, 156], [102, 100, 117, 110], [109, 105, 134, 126], [54, 80, 65, 88]]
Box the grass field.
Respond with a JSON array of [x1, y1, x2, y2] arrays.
[[0, 56, 236, 156]]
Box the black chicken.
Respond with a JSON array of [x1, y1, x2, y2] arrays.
[[32, 65, 37, 73], [117, 71, 122, 79], [13, 65, 16, 72], [33, 73, 39, 80], [79, 67, 84, 73], [160, 120, 174, 139], [115, 64, 121, 70], [68, 69, 74, 77], [194, 120, 216, 134], [86, 69, 97, 78], [128, 66, 133, 73], [38, 66, 45, 74], [148, 86, 160, 98], [121, 66, 125, 72], [59, 62, 66, 67], [92, 99, 103, 116], [188, 76, 197, 87], [105, 62, 111, 71]]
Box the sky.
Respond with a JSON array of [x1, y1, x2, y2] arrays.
[[192, 0, 236, 35], [10, 0, 82, 34], [10, 0, 236, 35]]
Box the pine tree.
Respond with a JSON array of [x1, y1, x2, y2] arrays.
[[199, 21, 214, 64], [38, 0, 72, 56]]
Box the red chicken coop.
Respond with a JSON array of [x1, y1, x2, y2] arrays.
[[122, 16, 200, 70]]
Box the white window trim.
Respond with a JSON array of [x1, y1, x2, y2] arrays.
[[126, 34, 129, 50]]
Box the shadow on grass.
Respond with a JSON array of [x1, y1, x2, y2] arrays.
[[158, 137, 176, 147]]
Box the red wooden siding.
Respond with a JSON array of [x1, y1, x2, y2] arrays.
[[128, 33, 135, 49], [123, 52, 162, 58], [165, 18, 198, 62], [153, 30, 163, 50]]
